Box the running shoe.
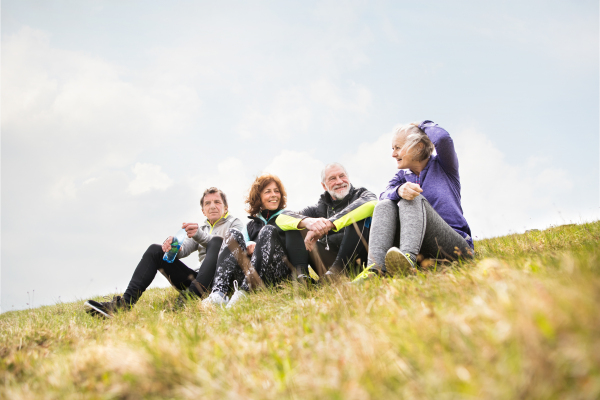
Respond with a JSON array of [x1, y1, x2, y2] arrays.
[[350, 264, 382, 284], [226, 288, 248, 309], [202, 292, 229, 307], [308, 266, 320, 281], [324, 264, 343, 282], [385, 247, 416, 276], [84, 295, 128, 318]]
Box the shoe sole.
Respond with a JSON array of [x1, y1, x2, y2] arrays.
[[83, 301, 113, 319], [324, 271, 341, 283], [226, 293, 247, 309], [202, 297, 229, 308], [349, 274, 374, 285], [385, 248, 412, 276]]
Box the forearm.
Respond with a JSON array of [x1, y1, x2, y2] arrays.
[[276, 211, 308, 231], [192, 229, 212, 247], [380, 173, 405, 201], [380, 186, 401, 201], [329, 200, 376, 231], [420, 120, 459, 174], [177, 238, 197, 259]]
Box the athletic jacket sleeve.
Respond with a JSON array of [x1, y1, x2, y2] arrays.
[[380, 171, 407, 201], [275, 204, 320, 231], [176, 237, 199, 259], [230, 217, 245, 233], [420, 120, 460, 180], [191, 227, 212, 247], [327, 189, 378, 232]]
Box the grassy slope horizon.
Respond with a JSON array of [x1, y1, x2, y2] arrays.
[[1, 221, 599, 399], [0, 220, 589, 314]]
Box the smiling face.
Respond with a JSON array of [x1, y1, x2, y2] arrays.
[[321, 165, 351, 200], [260, 181, 281, 211], [392, 133, 424, 170], [392, 134, 410, 170], [202, 192, 227, 224]]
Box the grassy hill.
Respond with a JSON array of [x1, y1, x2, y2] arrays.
[[1, 222, 599, 399]]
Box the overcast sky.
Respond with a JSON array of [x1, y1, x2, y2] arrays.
[[2, 0, 598, 312]]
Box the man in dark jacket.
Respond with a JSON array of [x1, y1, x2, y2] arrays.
[[276, 163, 377, 278]]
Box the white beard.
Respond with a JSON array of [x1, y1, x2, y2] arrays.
[[328, 185, 350, 201]]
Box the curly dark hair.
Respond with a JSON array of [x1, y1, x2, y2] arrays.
[[245, 174, 287, 217]]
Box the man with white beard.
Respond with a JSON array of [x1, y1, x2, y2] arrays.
[[276, 163, 377, 279]]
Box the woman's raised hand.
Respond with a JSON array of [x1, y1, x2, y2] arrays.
[[247, 243, 256, 256], [398, 182, 423, 200]]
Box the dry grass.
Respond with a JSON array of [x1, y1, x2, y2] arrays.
[[1, 221, 599, 399]]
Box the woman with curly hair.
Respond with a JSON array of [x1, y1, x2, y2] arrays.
[[203, 174, 309, 307]]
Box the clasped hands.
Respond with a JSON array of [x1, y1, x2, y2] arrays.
[[300, 217, 335, 251]]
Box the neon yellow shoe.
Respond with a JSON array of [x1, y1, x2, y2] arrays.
[[308, 266, 320, 281], [350, 264, 382, 284]]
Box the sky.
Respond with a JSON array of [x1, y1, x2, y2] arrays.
[[1, 0, 598, 312]]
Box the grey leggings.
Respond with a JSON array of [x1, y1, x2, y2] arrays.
[[368, 197, 473, 272]]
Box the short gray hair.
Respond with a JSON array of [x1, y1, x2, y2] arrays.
[[321, 162, 348, 183], [392, 123, 434, 162]]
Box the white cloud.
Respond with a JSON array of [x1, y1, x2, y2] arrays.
[[454, 128, 581, 238], [2, 26, 201, 194], [128, 163, 173, 195], [237, 79, 372, 141], [341, 132, 396, 194], [264, 150, 325, 210], [309, 79, 371, 114], [237, 88, 312, 141]]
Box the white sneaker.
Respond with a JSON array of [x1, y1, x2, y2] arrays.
[[226, 281, 248, 309], [202, 292, 229, 307], [227, 289, 248, 308]]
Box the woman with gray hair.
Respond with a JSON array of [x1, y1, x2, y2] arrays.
[[353, 120, 473, 281]]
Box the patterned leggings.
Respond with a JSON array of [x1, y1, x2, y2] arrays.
[[211, 225, 293, 295]]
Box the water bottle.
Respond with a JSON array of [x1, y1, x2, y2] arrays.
[[163, 228, 187, 263]]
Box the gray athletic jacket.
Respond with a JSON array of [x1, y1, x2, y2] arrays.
[[176, 213, 244, 269]]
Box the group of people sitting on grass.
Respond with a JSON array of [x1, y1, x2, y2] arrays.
[[84, 120, 474, 318]]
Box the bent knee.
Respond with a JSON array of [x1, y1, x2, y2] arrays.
[[373, 199, 398, 217], [257, 224, 277, 239], [208, 235, 224, 244], [376, 199, 396, 209], [398, 194, 426, 205], [226, 228, 244, 240], [147, 243, 163, 253]]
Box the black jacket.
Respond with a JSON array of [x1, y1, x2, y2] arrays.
[[276, 185, 377, 234]]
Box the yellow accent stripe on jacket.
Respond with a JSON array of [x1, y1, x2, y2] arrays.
[[275, 213, 304, 231], [331, 200, 377, 232]]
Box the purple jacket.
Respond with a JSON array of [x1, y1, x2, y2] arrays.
[[380, 120, 474, 249]]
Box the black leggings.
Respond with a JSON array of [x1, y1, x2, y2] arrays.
[[310, 218, 370, 276], [123, 236, 223, 305], [211, 226, 308, 295]]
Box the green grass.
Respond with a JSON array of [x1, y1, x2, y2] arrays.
[[2, 221, 600, 399]]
